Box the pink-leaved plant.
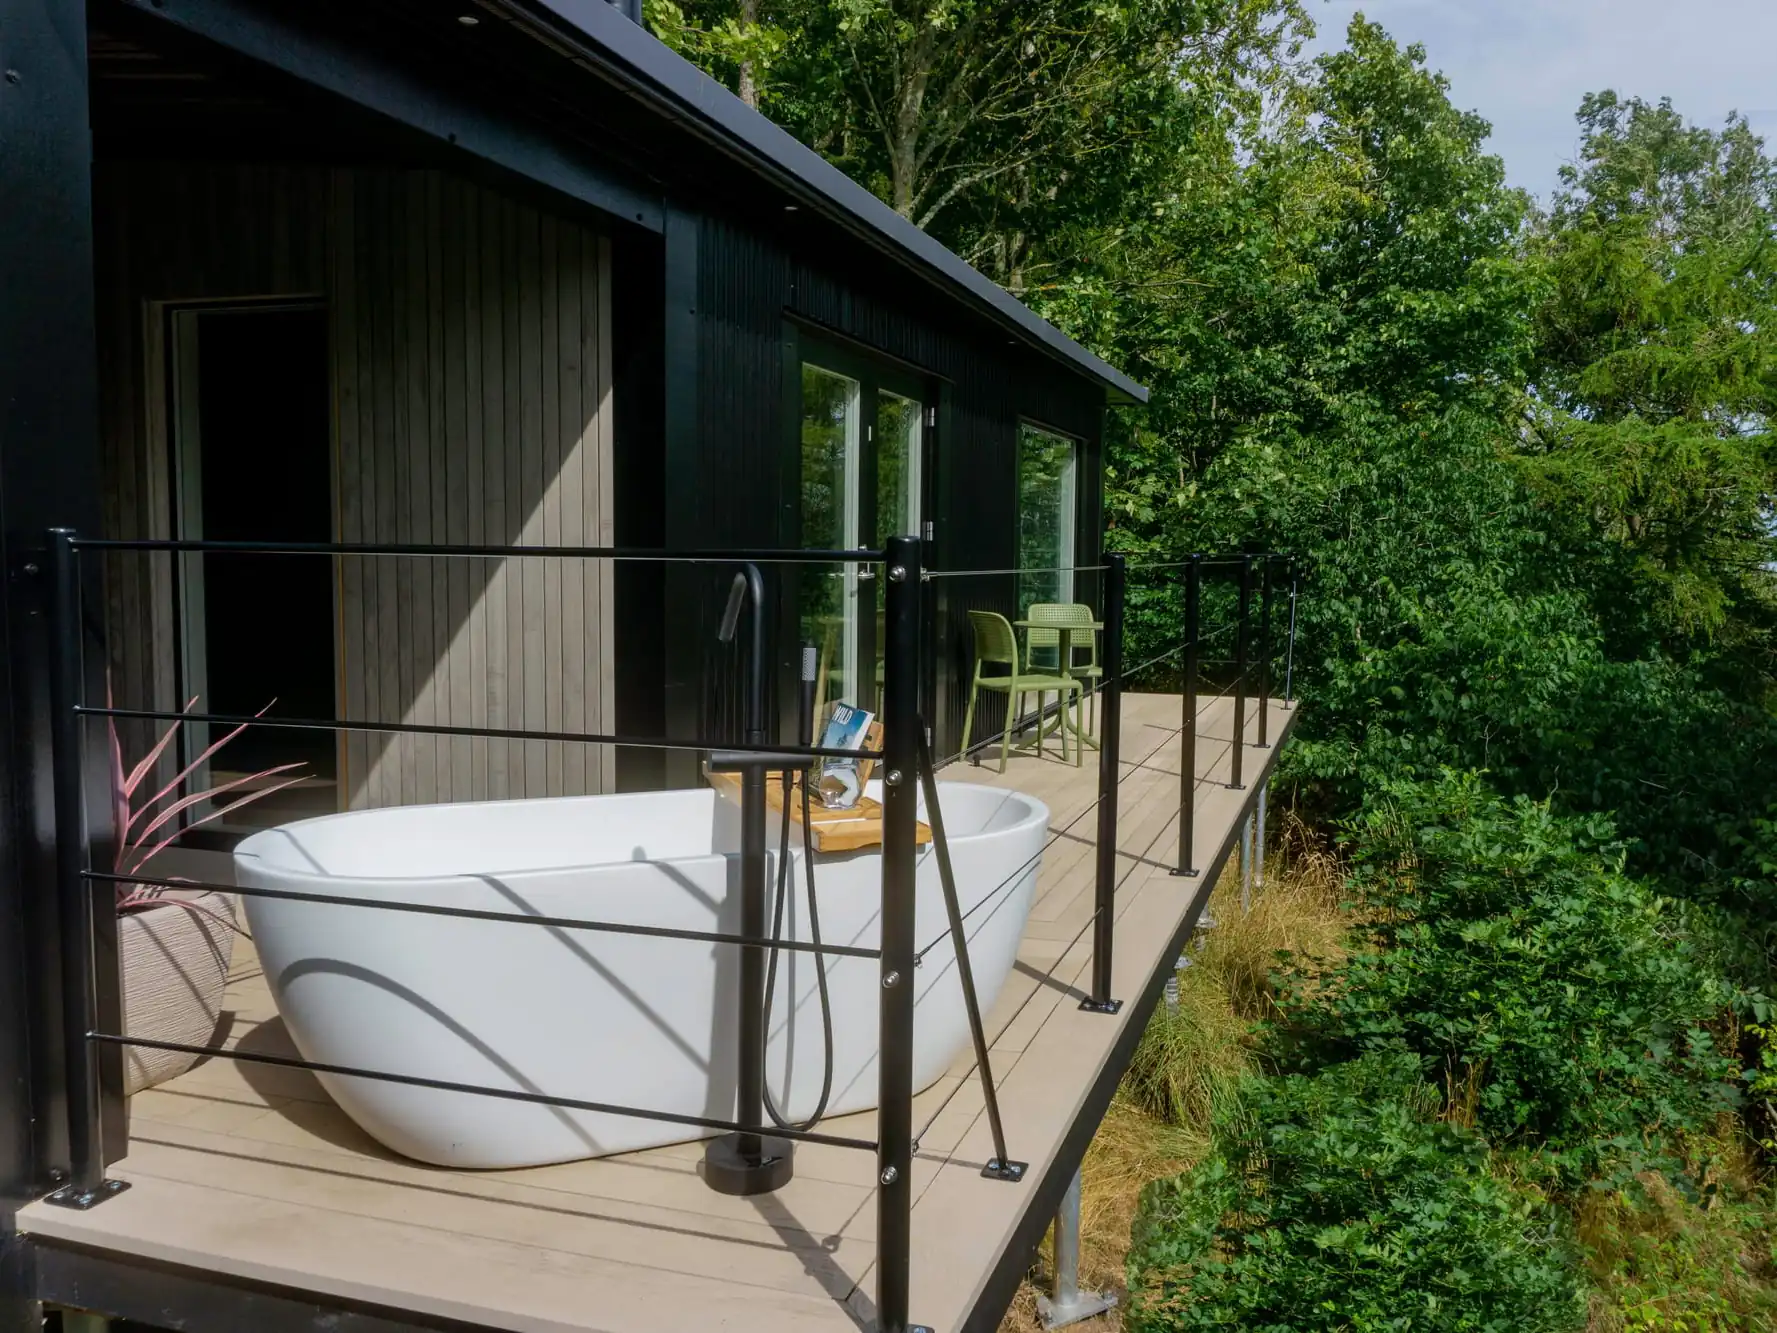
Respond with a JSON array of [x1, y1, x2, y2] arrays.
[[111, 694, 306, 931]]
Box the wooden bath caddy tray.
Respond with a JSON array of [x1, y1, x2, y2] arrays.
[[705, 769, 932, 853]]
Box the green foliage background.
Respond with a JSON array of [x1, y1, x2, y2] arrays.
[[653, 1, 1777, 1322]]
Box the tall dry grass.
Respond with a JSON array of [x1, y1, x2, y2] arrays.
[[999, 813, 1349, 1332]]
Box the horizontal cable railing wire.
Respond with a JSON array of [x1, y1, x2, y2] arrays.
[[86, 871, 880, 959], [1117, 622, 1241, 684], [1116, 643, 1184, 684], [913, 739, 1194, 1149], [1123, 555, 1268, 573], [912, 713, 1188, 963], [912, 548, 1300, 1144], [80, 705, 883, 762], [921, 605, 1270, 952], [919, 563, 1111, 580], [73, 536, 891, 566], [87, 1033, 878, 1152]]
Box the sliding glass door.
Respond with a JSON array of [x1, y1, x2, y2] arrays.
[[800, 364, 864, 710], [798, 349, 928, 715]]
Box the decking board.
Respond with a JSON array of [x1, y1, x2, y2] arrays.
[[19, 693, 1293, 1333]]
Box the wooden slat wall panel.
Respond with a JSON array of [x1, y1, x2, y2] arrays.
[[93, 162, 614, 811], [332, 170, 615, 808]]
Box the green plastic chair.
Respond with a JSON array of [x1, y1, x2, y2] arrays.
[[1025, 602, 1104, 736], [960, 610, 1083, 772]]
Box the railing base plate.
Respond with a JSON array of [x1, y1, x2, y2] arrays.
[[1077, 997, 1123, 1015], [982, 1157, 1027, 1182], [1169, 867, 1200, 878], [44, 1179, 130, 1210], [1038, 1289, 1117, 1330]]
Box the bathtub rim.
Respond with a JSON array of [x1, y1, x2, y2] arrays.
[[232, 780, 1051, 889]]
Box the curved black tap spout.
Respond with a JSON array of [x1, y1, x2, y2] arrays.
[[718, 563, 767, 746]]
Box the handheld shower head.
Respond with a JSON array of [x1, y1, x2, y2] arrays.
[[718, 572, 748, 644], [798, 643, 819, 746]]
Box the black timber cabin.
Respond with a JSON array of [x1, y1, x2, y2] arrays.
[[0, 0, 1147, 1326], [8, 0, 1145, 809]]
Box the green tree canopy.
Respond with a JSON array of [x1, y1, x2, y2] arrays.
[[1524, 94, 1777, 666]]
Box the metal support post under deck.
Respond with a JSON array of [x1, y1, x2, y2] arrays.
[[1037, 1169, 1116, 1330], [1255, 784, 1268, 891], [1239, 813, 1254, 916]]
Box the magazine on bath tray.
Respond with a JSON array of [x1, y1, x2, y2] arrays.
[[816, 702, 875, 810]]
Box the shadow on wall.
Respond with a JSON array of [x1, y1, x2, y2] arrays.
[[93, 163, 617, 813]]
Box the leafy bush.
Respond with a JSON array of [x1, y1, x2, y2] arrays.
[[1278, 772, 1739, 1183], [1125, 1053, 1585, 1332]]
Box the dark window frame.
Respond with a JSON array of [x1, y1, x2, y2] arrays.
[[783, 326, 938, 722]]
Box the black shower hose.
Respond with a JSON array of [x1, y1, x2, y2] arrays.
[[761, 767, 835, 1132]]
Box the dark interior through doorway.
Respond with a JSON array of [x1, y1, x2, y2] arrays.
[[174, 304, 337, 798]]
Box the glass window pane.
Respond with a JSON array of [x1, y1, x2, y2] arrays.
[[1018, 424, 1077, 616], [871, 390, 923, 709], [876, 391, 922, 542], [801, 365, 862, 710]]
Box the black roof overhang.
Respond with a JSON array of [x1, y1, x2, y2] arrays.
[[100, 0, 1147, 406], [486, 0, 1147, 406]]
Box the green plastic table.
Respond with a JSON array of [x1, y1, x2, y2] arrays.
[[1013, 618, 1103, 753]]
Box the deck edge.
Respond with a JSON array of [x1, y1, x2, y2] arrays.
[[958, 707, 1300, 1333]]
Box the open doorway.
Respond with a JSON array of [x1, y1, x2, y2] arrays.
[[169, 302, 339, 823]]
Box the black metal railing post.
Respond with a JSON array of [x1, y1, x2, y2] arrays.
[[877, 534, 922, 1333], [44, 529, 124, 1209], [1284, 562, 1299, 709], [1256, 555, 1273, 749], [1083, 553, 1124, 1014], [1173, 554, 1201, 877], [1229, 556, 1251, 790]]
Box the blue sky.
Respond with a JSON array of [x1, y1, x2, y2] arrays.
[[1303, 1, 1777, 203]]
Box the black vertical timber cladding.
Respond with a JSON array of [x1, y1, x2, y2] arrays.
[[660, 206, 703, 787], [0, 0, 109, 1262], [661, 213, 1105, 764]]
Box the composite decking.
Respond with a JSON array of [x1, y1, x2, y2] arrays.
[[19, 692, 1293, 1333]]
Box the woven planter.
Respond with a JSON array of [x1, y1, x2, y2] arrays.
[[120, 891, 238, 1096]]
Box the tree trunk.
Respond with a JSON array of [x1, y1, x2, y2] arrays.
[[737, 0, 759, 108], [888, 25, 937, 218]]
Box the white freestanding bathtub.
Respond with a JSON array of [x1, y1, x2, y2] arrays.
[[233, 780, 1048, 1168]]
